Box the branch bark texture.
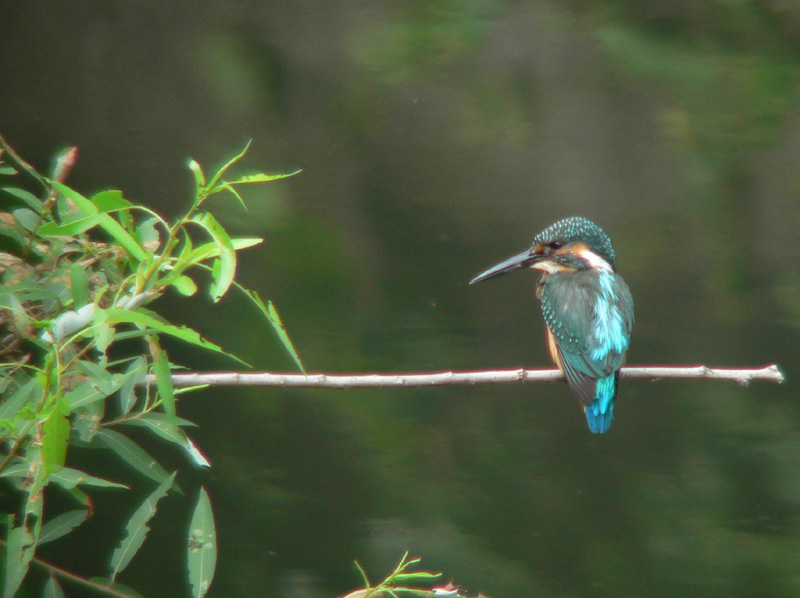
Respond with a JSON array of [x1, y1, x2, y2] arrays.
[[154, 365, 784, 390]]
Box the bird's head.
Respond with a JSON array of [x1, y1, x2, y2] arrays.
[[470, 217, 617, 284]]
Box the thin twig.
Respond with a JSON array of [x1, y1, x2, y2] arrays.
[[0, 132, 47, 187], [147, 364, 784, 390], [0, 538, 144, 598]]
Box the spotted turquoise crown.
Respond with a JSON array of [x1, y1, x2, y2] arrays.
[[533, 217, 616, 269]]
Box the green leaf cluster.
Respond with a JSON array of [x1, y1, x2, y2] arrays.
[[0, 140, 302, 597], [342, 552, 491, 598]]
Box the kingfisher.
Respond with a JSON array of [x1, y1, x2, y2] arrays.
[[470, 217, 634, 433]]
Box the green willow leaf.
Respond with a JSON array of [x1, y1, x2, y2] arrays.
[[231, 237, 263, 251], [187, 487, 217, 598], [0, 460, 28, 479], [70, 262, 89, 308], [4, 516, 35, 598], [41, 396, 70, 476], [227, 170, 301, 184], [110, 471, 176, 582], [13, 208, 40, 232], [96, 429, 170, 484], [49, 181, 147, 262], [49, 467, 128, 490], [119, 356, 147, 415], [39, 509, 89, 545], [43, 575, 67, 598], [122, 411, 197, 429], [64, 376, 124, 410], [183, 237, 262, 266], [204, 139, 252, 192], [91, 189, 131, 212], [37, 214, 103, 237], [0, 376, 39, 420], [99, 308, 245, 364], [190, 212, 235, 302], [392, 571, 443, 583], [3, 187, 43, 213], [149, 335, 175, 422], [171, 275, 198, 296], [119, 414, 209, 467], [217, 182, 247, 209], [241, 289, 305, 373], [157, 230, 195, 288]]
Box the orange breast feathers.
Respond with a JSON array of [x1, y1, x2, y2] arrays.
[[546, 327, 564, 372]]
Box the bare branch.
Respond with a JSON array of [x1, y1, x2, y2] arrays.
[[151, 364, 784, 390]]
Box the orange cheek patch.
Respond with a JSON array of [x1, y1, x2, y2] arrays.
[[556, 242, 588, 256]]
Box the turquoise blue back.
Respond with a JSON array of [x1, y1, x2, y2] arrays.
[[540, 270, 634, 433]]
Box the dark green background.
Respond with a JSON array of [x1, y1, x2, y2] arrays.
[[2, 1, 799, 596]]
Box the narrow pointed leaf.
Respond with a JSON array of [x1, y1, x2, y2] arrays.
[[0, 460, 29, 479], [184, 237, 262, 265], [13, 208, 40, 231], [70, 263, 89, 308], [228, 170, 301, 184], [39, 510, 89, 545], [119, 356, 147, 414], [49, 467, 128, 490], [3, 187, 43, 212], [38, 214, 103, 237], [91, 189, 131, 212], [184, 436, 211, 468], [392, 571, 443, 583], [120, 415, 209, 468], [171, 275, 198, 296], [64, 373, 129, 410], [148, 336, 175, 422], [43, 575, 67, 598], [110, 471, 176, 582], [231, 237, 263, 251], [157, 230, 195, 287], [50, 181, 147, 262], [0, 377, 39, 420], [242, 289, 305, 372], [122, 411, 197, 430], [190, 212, 235, 302], [42, 397, 70, 475], [96, 429, 170, 484], [205, 139, 252, 192], [4, 516, 35, 598], [187, 487, 217, 598], [99, 308, 246, 364], [218, 182, 247, 209]]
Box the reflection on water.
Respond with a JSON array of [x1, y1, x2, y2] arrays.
[[3, 1, 799, 596]]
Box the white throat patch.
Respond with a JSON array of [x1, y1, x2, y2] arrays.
[[531, 261, 566, 274], [576, 247, 613, 272]]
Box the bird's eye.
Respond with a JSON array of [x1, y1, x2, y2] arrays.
[[549, 241, 563, 250]]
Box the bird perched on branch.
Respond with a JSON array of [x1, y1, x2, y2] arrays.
[[470, 217, 634, 433]]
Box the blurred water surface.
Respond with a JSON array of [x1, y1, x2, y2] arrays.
[[2, 2, 800, 596]]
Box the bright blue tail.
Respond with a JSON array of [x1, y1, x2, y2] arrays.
[[584, 401, 614, 433], [584, 375, 617, 434]]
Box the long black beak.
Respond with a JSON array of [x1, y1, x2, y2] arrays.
[[469, 248, 539, 285]]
